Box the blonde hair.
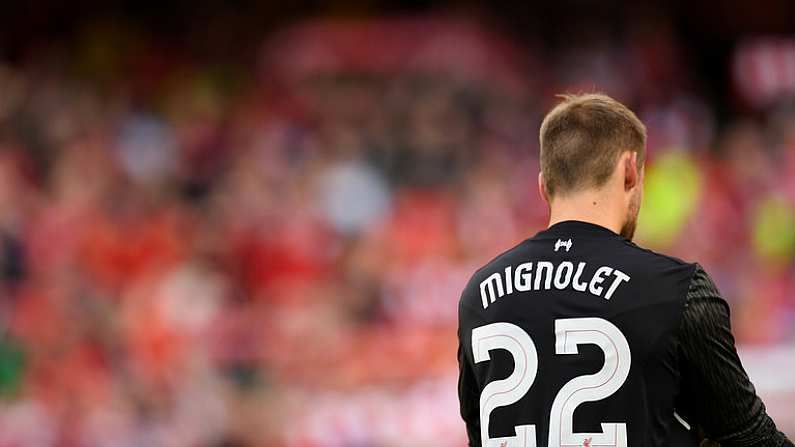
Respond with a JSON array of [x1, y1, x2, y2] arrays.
[[539, 93, 646, 196]]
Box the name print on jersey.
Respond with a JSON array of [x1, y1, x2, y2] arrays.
[[479, 261, 630, 309]]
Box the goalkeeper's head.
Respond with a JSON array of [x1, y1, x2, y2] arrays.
[[538, 93, 647, 240]]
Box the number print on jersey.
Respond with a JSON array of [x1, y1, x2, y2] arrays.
[[472, 323, 538, 447], [471, 318, 631, 447], [548, 318, 631, 447]]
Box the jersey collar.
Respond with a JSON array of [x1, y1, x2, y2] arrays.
[[536, 220, 623, 239]]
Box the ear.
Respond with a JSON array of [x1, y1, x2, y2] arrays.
[[538, 172, 550, 205], [623, 151, 640, 191]]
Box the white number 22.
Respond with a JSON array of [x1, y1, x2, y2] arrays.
[[471, 318, 631, 447]]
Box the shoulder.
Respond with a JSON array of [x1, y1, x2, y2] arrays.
[[473, 239, 529, 278], [617, 239, 698, 282], [611, 240, 700, 305], [619, 239, 694, 269], [677, 264, 732, 345], [683, 264, 730, 315], [459, 239, 530, 308], [686, 264, 721, 296]]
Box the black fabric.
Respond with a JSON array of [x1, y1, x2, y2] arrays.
[[457, 220, 792, 447], [676, 266, 793, 447]]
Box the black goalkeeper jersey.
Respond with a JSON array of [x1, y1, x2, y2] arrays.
[[457, 220, 792, 447]]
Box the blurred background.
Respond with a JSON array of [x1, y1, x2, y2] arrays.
[[0, 1, 794, 445]]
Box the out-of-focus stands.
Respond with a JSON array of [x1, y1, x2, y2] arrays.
[[0, 16, 793, 446]]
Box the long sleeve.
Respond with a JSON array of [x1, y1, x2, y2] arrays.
[[458, 300, 483, 446], [458, 338, 481, 446], [677, 265, 793, 447]]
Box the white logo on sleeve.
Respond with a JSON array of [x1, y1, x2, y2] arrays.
[[554, 238, 573, 252]]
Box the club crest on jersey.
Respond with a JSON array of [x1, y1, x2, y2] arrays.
[[554, 238, 573, 252]]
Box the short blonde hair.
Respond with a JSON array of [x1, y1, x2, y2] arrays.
[[539, 93, 646, 197]]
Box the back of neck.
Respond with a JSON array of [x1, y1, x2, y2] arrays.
[[547, 191, 623, 235]]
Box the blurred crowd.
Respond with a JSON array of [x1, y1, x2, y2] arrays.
[[0, 15, 794, 447]]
